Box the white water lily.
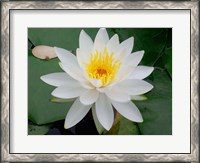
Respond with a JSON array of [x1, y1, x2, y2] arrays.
[[41, 28, 154, 131]]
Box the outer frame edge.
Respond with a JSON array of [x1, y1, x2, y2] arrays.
[[1, 1, 199, 162]]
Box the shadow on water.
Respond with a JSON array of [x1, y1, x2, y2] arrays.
[[46, 110, 99, 135]]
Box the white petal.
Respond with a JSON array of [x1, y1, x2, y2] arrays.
[[76, 48, 86, 69], [79, 30, 93, 55], [95, 93, 114, 130], [79, 80, 94, 89], [40, 72, 75, 87], [80, 89, 99, 105], [105, 87, 130, 102], [92, 105, 104, 134], [117, 79, 153, 95], [54, 47, 75, 64], [111, 100, 143, 122], [64, 98, 92, 129], [124, 50, 144, 66], [118, 37, 134, 56], [59, 62, 86, 82], [96, 86, 110, 93], [81, 71, 101, 89], [113, 47, 127, 61], [94, 28, 109, 52], [110, 64, 134, 87], [55, 47, 86, 82], [117, 64, 134, 80], [51, 83, 86, 99], [128, 66, 154, 79], [90, 78, 103, 88], [106, 34, 119, 54], [114, 37, 134, 60]]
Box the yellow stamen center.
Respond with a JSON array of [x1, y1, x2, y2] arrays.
[[85, 48, 121, 86]]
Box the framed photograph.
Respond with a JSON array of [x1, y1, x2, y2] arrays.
[[1, 1, 199, 162]]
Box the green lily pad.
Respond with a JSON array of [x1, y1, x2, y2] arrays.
[[114, 28, 168, 66], [105, 112, 140, 135], [28, 28, 113, 52], [28, 120, 52, 135], [135, 69, 172, 135], [164, 47, 172, 78], [118, 117, 140, 135], [108, 69, 172, 135], [28, 50, 73, 125]]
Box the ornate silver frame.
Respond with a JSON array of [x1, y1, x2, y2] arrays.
[[1, 1, 199, 162]]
